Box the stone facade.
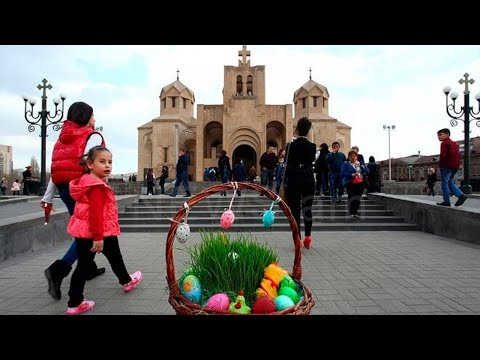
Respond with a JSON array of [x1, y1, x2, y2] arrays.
[[138, 46, 351, 181]]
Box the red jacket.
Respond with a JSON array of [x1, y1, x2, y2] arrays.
[[67, 174, 120, 241], [51, 121, 105, 185], [439, 137, 461, 169]]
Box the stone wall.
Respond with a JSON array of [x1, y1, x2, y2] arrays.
[[0, 195, 138, 262]]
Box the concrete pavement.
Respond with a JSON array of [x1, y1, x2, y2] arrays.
[[1, 229, 480, 315], [1, 193, 480, 315]]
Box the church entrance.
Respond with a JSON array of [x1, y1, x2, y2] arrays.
[[232, 145, 256, 174]]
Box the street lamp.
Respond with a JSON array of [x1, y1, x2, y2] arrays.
[[22, 79, 67, 195], [383, 124, 396, 181], [443, 73, 480, 194]]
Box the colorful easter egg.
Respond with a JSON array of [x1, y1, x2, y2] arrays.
[[181, 274, 202, 303], [251, 296, 276, 314], [262, 210, 275, 227], [176, 223, 190, 243], [274, 295, 295, 311], [205, 293, 230, 311], [278, 286, 299, 304], [220, 210, 235, 229], [279, 275, 296, 290]]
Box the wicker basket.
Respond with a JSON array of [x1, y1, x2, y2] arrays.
[[166, 182, 315, 315]]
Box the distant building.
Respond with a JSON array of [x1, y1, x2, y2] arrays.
[[379, 136, 480, 182], [0, 144, 13, 175], [137, 45, 352, 181]]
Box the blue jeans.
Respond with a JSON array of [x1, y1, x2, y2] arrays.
[[58, 184, 77, 266], [261, 169, 274, 189], [329, 173, 344, 202], [440, 168, 464, 204], [172, 171, 191, 195]]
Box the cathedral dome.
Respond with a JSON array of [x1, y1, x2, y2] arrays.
[[293, 79, 329, 103], [160, 80, 195, 103]]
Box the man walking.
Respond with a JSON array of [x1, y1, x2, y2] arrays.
[[436, 128, 468, 207], [170, 149, 191, 197]]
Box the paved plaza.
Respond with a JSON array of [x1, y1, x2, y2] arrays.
[[1, 194, 480, 315], [1, 228, 480, 315]]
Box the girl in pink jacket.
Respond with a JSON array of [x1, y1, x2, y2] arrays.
[[65, 146, 142, 315]]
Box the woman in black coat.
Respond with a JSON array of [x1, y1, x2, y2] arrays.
[[285, 117, 317, 249]]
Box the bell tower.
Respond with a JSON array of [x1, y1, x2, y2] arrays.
[[223, 45, 265, 106]]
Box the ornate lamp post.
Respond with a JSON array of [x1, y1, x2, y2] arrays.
[[383, 124, 396, 181], [443, 73, 480, 194], [22, 79, 66, 195]]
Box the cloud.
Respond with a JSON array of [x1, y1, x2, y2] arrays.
[[1, 45, 480, 175]]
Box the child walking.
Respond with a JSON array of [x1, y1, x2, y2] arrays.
[[65, 146, 142, 315], [11, 179, 21, 195]]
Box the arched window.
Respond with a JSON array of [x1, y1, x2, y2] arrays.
[[247, 75, 253, 96], [236, 75, 242, 96]]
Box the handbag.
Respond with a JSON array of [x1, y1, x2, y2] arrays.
[[422, 185, 427, 193]]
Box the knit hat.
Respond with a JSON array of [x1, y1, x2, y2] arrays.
[[67, 101, 93, 126]]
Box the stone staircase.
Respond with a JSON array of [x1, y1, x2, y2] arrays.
[[119, 190, 417, 232]]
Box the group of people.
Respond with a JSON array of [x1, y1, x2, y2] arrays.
[[42, 101, 142, 315], [0, 178, 21, 196], [280, 117, 375, 249], [29, 105, 468, 314]]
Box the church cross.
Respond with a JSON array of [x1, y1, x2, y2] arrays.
[[459, 72, 474, 95], [309, 67, 312, 80], [238, 45, 251, 64], [177, 68, 180, 81], [37, 78, 52, 100]]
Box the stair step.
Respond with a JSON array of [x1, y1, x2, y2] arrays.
[[119, 193, 415, 232], [119, 216, 405, 224], [120, 210, 394, 217], [120, 222, 418, 232]]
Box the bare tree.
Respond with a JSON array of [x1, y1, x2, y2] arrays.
[[30, 156, 40, 177]]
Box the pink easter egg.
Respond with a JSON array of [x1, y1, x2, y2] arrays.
[[205, 293, 230, 311], [220, 210, 235, 229]]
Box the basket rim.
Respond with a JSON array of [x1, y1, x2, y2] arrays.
[[165, 182, 305, 313]]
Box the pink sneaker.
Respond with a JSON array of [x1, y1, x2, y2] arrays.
[[65, 300, 95, 315], [123, 271, 143, 292]]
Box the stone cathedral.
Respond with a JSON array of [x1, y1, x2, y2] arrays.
[[137, 46, 351, 181]]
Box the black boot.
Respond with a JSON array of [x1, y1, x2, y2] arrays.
[[44, 259, 72, 301], [85, 261, 106, 281]]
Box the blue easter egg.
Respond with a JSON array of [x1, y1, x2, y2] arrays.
[[262, 210, 275, 227], [274, 295, 295, 311], [181, 274, 202, 303]]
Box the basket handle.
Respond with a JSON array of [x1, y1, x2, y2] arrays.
[[166, 182, 303, 297]]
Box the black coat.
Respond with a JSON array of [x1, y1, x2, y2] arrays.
[[285, 137, 316, 188]]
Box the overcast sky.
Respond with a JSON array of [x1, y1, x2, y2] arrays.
[[1, 45, 479, 175]]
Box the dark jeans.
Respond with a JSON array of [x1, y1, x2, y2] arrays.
[[159, 177, 166, 194], [171, 171, 191, 196], [261, 169, 274, 189], [22, 181, 29, 195], [346, 181, 365, 215], [146, 181, 155, 195], [58, 183, 78, 265], [329, 173, 344, 202], [315, 169, 329, 194], [68, 236, 131, 307]]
